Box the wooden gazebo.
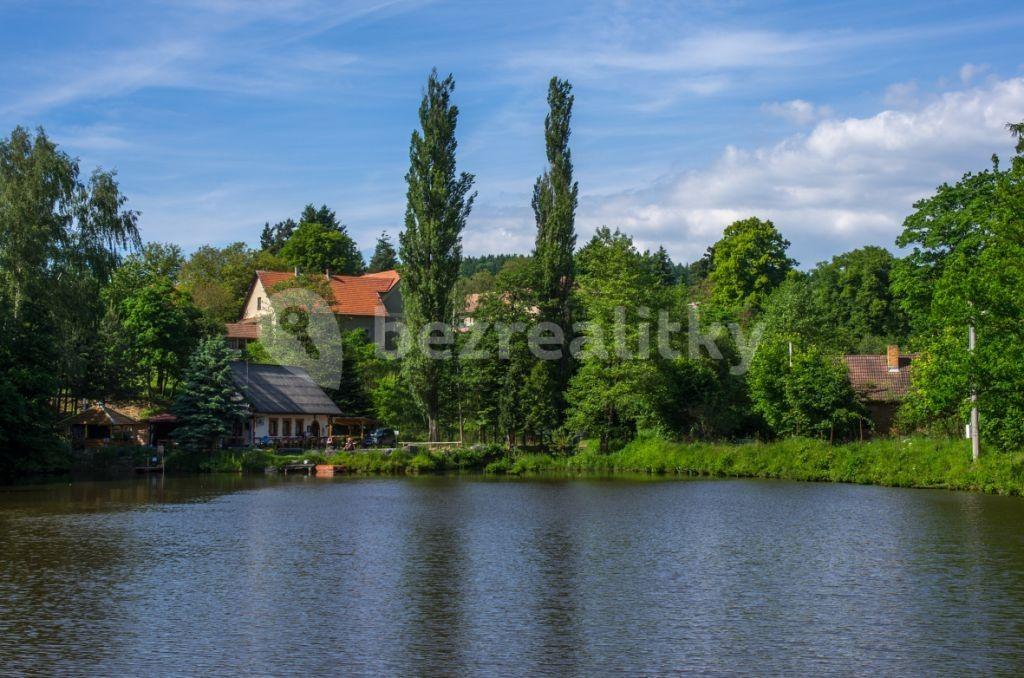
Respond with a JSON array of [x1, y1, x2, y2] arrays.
[[60, 404, 147, 448], [330, 416, 377, 439]]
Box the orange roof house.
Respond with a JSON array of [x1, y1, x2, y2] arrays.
[[843, 345, 915, 435], [226, 269, 402, 348]]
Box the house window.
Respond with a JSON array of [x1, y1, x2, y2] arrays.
[[269, 418, 278, 436], [257, 297, 262, 311], [295, 418, 304, 436], [282, 419, 292, 436]]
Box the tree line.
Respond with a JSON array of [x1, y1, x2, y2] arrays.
[[1, 70, 1022, 471]]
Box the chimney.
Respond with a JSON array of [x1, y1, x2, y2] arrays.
[[887, 345, 900, 372]]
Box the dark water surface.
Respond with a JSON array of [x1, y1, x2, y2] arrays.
[[2, 474, 1024, 675]]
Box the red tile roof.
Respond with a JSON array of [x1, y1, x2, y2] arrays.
[[226, 318, 260, 339], [463, 292, 481, 315], [843, 354, 914, 402], [256, 269, 399, 317]]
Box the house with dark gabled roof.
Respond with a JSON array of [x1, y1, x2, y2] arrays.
[[225, 269, 401, 350], [229, 362, 342, 445], [843, 345, 915, 435]]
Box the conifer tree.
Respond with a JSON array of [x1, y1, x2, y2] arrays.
[[368, 231, 399, 272], [399, 70, 476, 441], [172, 336, 248, 452]]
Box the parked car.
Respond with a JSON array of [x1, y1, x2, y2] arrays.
[[362, 428, 397, 448]]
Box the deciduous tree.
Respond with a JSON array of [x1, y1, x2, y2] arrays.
[[399, 70, 476, 441]]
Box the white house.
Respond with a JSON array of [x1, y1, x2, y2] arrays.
[[226, 269, 402, 350], [229, 362, 342, 444]]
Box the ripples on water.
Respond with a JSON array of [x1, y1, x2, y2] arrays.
[[1, 475, 1024, 675]]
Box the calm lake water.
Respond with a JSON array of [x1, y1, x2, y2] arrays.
[[2, 474, 1024, 675]]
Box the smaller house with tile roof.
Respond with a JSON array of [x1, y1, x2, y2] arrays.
[[843, 345, 914, 435], [226, 269, 402, 349]]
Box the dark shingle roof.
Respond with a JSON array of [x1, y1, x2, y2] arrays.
[[229, 362, 342, 415], [843, 354, 914, 402]]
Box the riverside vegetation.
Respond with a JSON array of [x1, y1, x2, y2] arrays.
[[173, 436, 1024, 496], [3, 70, 1024, 484]]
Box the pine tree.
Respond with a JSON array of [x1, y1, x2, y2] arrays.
[[399, 70, 476, 441], [368, 231, 399, 272], [260, 218, 296, 254], [172, 336, 248, 452], [647, 246, 677, 286], [532, 76, 578, 418]]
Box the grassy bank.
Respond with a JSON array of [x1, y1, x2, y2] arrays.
[[173, 436, 1024, 496], [168, 444, 505, 475], [486, 436, 1024, 495]]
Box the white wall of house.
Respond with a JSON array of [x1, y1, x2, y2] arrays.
[[250, 413, 332, 442], [241, 278, 272, 321]]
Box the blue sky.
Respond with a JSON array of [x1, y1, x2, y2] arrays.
[[1, 0, 1023, 266]]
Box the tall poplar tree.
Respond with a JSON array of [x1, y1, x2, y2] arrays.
[[399, 70, 476, 441], [532, 77, 578, 415]]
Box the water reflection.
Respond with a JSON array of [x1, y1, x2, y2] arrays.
[[2, 475, 1024, 674]]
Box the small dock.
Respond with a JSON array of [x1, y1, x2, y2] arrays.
[[280, 462, 317, 476]]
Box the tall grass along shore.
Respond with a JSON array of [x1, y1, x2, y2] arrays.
[[171, 436, 1024, 496]]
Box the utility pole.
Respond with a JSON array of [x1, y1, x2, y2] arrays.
[[969, 323, 980, 461]]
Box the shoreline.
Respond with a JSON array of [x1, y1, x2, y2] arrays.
[[11, 436, 1024, 497], [188, 436, 1024, 496]]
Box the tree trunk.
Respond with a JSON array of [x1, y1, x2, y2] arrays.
[[427, 416, 439, 442]]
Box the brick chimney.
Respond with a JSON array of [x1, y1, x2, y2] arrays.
[[887, 344, 900, 372]]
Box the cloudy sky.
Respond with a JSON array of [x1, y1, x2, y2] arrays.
[[1, 0, 1022, 267]]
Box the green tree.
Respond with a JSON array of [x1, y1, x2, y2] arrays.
[[102, 242, 185, 311], [645, 246, 677, 286], [180, 242, 263, 325], [368, 231, 399, 272], [280, 220, 365, 276], [399, 70, 476, 441], [565, 228, 673, 450], [370, 372, 424, 435], [260, 218, 296, 254], [171, 336, 248, 452], [707, 217, 795, 319], [748, 340, 863, 440], [459, 254, 528, 277], [532, 77, 578, 409], [299, 203, 341, 230], [894, 135, 1024, 450], [0, 126, 139, 469], [459, 257, 553, 446], [117, 279, 204, 399]]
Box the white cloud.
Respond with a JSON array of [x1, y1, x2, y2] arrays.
[[571, 76, 1024, 266], [509, 29, 825, 80], [882, 81, 919, 108], [0, 0, 420, 115], [763, 99, 833, 125], [960, 62, 990, 84]]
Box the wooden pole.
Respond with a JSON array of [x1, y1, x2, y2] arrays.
[[969, 323, 980, 461]]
